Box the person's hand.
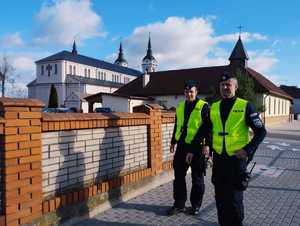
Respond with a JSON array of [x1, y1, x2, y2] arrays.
[[207, 157, 213, 168], [186, 153, 194, 165], [235, 149, 248, 159], [170, 144, 175, 153], [202, 145, 209, 156]]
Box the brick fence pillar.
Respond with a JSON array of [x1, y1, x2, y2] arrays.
[[0, 98, 44, 226], [133, 104, 162, 176]]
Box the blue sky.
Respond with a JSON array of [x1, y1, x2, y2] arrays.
[[0, 0, 299, 96]]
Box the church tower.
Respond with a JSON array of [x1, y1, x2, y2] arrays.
[[229, 36, 249, 68], [142, 34, 158, 73], [114, 42, 128, 67]]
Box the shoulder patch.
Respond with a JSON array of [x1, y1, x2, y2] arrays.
[[253, 118, 263, 128]]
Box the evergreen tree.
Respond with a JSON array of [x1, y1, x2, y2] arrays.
[[48, 84, 58, 108], [235, 69, 264, 112], [205, 85, 220, 104]]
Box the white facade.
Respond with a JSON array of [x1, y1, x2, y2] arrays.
[[29, 58, 139, 110], [264, 94, 291, 117], [101, 95, 149, 113]]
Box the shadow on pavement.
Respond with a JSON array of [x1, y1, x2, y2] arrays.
[[75, 218, 154, 226], [113, 203, 170, 216]]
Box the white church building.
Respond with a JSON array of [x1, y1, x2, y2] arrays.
[[27, 37, 157, 112]]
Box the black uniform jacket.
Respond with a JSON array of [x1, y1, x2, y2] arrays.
[[171, 98, 210, 155], [209, 96, 267, 185]]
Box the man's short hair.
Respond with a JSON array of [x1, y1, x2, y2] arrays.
[[184, 80, 197, 90]]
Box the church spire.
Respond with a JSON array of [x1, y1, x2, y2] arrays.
[[72, 40, 77, 55], [142, 33, 157, 73], [229, 36, 249, 68], [143, 33, 154, 61], [114, 41, 128, 67]]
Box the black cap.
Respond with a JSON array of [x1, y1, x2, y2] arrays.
[[184, 80, 197, 89], [220, 72, 234, 82]]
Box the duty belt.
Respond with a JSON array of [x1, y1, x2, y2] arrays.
[[218, 132, 229, 136]]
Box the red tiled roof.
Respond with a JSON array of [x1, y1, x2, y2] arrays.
[[116, 65, 293, 100]]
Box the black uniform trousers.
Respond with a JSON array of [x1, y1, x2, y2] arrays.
[[173, 144, 205, 209], [212, 153, 247, 226]]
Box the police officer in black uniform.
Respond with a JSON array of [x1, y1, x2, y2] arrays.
[[167, 80, 210, 216], [209, 73, 266, 226]]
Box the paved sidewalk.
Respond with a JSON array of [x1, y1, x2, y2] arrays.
[[75, 134, 300, 225], [267, 120, 300, 140]]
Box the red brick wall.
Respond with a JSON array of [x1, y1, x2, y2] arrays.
[[0, 98, 176, 225], [0, 98, 44, 226]]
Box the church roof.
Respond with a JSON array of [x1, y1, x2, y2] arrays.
[[229, 37, 249, 60], [36, 51, 142, 77], [66, 74, 124, 88], [115, 65, 292, 100]]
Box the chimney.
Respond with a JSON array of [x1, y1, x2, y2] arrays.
[[142, 71, 150, 87]]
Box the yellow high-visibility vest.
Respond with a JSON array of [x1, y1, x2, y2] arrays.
[[210, 98, 249, 156], [175, 99, 207, 144]]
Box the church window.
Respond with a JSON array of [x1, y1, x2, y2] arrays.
[[41, 65, 44, 75], [73, 66, 76, 75], [104, 72, 106, 80], [84, 68, 87, 77], [54, 64, 57, 74], [69, 65, 72, 74], [273, 99, 276, 115], [88, 69, 90, 78], [268, 97, 271, 115]]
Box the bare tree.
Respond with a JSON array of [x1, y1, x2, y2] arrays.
[[0, 55, 16, 97]]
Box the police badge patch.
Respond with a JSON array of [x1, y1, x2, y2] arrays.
[[253, 118, 263, 128]]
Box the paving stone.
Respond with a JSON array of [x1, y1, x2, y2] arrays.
[[75, 137, 300, 226]]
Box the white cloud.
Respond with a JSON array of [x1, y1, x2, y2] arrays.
[[121, 17, 270, 71], [215, 32, 267, 43], [123, 17, 221, 70], [33, 0, 106, 46], [0, 33, 25, 48], [0, 51, 50, 96], [248, 50, 279, 73]]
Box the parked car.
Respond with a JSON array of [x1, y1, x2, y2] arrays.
[[42, 107, 77, 113], [94, 107, 112, 113]]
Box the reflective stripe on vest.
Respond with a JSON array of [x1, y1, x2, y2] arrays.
[[210, 98, 249, 156], [175, 99, 206, 144]]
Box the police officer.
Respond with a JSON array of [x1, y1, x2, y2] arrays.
[[210, 73, 266, 226], [167, 80, 210, 216]]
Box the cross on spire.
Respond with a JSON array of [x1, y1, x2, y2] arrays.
[[237, 25, 243, 38], [46, 64, 52, 77]]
